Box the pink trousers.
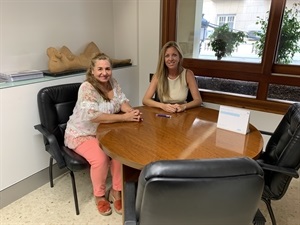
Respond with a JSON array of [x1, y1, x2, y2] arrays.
[[75, 138, 122, 197]]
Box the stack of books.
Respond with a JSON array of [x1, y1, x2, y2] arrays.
[[0, 70, 44, 82]]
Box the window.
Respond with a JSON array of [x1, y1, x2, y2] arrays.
[[218, 15, 235, 29], [256, 1, 300, 65], [162, 0, 300, 114], [177, 0, 270, 62]]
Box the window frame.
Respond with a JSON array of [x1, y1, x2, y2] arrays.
[[162, 0, 300, 114]]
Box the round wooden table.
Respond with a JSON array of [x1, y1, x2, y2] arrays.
[[97, 106, 264, 170]]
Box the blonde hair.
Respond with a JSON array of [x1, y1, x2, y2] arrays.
[[155, 41, 184, 101], [86, 53, 113, 101]]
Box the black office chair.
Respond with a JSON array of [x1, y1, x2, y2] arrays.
[[257, 103, 300, 225], [149, 73, 193, 102], [34, 83, 89, 215], [124, 157, 265, 225]]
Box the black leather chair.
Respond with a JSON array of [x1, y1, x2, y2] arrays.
[[124, 157, 265, 225], [34, 83, 89, 215], [257, 103, 300, 225]]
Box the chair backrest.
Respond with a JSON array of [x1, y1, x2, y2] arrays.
[[37, 83, 81, 146], [262, 103, 300, 199], [135, 157, 264, 225]]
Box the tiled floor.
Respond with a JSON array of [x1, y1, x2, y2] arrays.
[[0, 169, 121, 225], [0, 169, 299, 225]]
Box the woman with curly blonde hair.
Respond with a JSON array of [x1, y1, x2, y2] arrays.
[[65, 53, 141, 216]]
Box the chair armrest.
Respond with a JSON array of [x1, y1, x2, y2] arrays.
[[257, 160, 299, 178], [259, 130, 273, 136], [34, 124, 66, 168], [124, 182, 137, 225]]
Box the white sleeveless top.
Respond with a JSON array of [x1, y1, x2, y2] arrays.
[[162, 69, 188, 103]]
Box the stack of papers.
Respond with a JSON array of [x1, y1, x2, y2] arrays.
[[0, 70, 44, 82]]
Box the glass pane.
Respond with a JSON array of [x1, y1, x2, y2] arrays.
[[274, 1, 300, 65], [267, 84, 300, 102], [196, 76, 258, 97], [177, 0, 271, 63]]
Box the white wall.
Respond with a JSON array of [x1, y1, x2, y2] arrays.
[[0, 0, 115, 72], [138, 0, 161, 103], [0, 0, 160, 104], [113, 0, 139, 65]]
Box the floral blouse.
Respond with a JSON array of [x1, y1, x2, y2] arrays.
[[64, 78, 129, 149]]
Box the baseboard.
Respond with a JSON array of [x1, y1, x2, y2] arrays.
[[0, 164, 67, 209]]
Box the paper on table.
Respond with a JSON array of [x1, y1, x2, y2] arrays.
[[217, 105, 250, 134]]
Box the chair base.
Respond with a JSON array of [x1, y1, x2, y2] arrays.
[[253, 209, 266, 225], [49, 157, 54, 188], [49, 156, 80, 215], [262, 197, 276, 225]]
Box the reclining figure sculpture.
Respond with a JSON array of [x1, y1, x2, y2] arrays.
[[47, 42, 132, 73]]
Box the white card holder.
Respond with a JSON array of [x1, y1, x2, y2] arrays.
[[217, 105, 250, 134]]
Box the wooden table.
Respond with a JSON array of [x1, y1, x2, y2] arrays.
[[97, 106, 264, 181]]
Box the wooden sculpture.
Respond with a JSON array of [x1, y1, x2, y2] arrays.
[[47, 42, 132, 73]]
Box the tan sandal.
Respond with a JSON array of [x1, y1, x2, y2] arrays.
[[95, 197, 112, 216], [108, 190, 122, 215]]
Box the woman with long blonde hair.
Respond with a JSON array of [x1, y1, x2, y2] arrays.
[[143, 41, 202, 113]]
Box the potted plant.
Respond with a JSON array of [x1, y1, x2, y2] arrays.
[[255, 3, 300, 64], [208, 23, 245, 60]]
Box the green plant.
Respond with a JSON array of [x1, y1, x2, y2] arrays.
[[208, 23, 245, 60], [255, 3, 300, 64]]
